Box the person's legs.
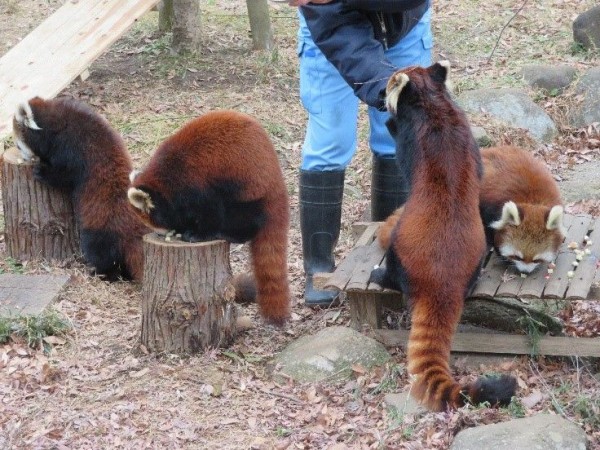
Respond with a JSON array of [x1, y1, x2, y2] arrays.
[[369, 8, 433, 221], [297, 13, 359, 305]]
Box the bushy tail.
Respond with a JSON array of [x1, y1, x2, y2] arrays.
[[377, 207, 404, 250], [249, 202, 290, 326], [408, 295, 516, 411]]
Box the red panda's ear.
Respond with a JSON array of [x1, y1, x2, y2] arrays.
[[128, 187, 154, 214], [385, 72, 410, 115], [490, 201, 521, 230], [429, 60, 450, 84], [14, 101, 42, 130], [546, 205, 565, 236]]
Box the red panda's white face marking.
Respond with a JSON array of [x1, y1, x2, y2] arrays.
[[128, 187, 154, 214]]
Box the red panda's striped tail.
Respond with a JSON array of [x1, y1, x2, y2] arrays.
[[407, 295, 516, 411], [249, 200, 290, 326]]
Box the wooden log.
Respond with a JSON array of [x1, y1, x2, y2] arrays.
[[1, 147, 80, 262], [171, 0, 201, 54], [140, 233, 238, 353]]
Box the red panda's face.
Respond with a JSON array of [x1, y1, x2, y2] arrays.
[[491, 201, 565, 273], [127, 171, 170, 234]]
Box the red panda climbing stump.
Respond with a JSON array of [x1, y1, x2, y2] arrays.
[[140, 233, 238, 353]]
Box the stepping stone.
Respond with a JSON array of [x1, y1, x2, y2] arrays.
[[0, 274, 70, 317]]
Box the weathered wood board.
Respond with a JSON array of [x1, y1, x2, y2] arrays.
[[0, 0, 160, 142]]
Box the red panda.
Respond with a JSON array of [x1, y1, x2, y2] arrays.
[[12, 96, 150, 281], [369, 62, 516, 411], [127, 110, 290, 325], [378, 146, 565, 275], [479, 145, 565, 273]]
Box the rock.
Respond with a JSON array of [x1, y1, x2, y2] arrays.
[[569, 66, 600, 128], [573, 6, 600, 51], [458, 89, 557, 143], [470, 125, 493, 147], [273, 326, 390, 383], [450, 414, 587, 450], [384, 391, 426, 417], [559, 160, 600, 203], [521, 64, 577, 93]]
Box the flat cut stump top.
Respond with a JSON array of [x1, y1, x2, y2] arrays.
[[0, 274, 70, 317]]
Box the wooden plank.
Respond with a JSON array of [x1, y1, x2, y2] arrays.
[[565, 217, 600, 299], [470, 251, 504, 298], [544, 215, 594, 298], [354, 222, 380, 248], [374, 329, 600, 357], [0, 0, 160, 141], [322, 246, 367, 291], [346, 239, 386, 291]]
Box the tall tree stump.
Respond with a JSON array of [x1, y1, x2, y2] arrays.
[[1, 147, 80, 262], [141, 233, 238, 353], [171, 0, 201, 54]]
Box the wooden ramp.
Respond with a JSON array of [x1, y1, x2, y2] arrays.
[[314, 213, 600, 357], [0, 0, 159, 142]]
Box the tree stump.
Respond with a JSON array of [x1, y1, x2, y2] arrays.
[[171, 0, 201, 55], [140, 233, 238, 353], [1, 147, 80, 262]]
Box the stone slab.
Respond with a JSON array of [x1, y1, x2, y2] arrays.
[[0, 274, 70, 317]]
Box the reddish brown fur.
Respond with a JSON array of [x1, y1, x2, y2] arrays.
[[381, 65, 515, 411], [379, 146, 564, 266], [14, 97, 150, 281], [480, 146, 564, 261], [131, 110, 290, 324]]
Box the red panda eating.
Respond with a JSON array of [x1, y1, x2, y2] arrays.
[[378, 146, 565, 275], [369, 62, 516, 411], [12, 96, 150, 281], [479, 145, 565, 273], [128, 110, 290, 326]]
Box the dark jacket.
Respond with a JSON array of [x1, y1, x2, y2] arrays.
[[300, 0, 430, 110]]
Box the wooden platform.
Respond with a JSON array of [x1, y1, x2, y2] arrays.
[[0, 0, 159, 142], [314, 213, 600, 357], [0, 274, 70, 317]]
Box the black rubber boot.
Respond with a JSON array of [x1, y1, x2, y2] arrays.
[[371, 154, 409, 221], [299, 170, 344, 307]]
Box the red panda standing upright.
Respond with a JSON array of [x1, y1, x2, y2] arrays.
[[12, 97, 150, 281], [369, 62, 516, 411], [128, 110, 290, 325], [378, 146, 566, 275]]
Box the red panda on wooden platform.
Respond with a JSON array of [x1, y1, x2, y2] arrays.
[[12, 96, 150, 281], [128, 110, 290, 326], [378, 146, 565, 275], [369, 62, 516, 411]]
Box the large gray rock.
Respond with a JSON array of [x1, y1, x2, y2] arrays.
[[458, 89, 557, 143], [570, 66, 600, 127], [573, 6, 600, 51], [273, 326, 390, 383], [558, 159, 600, 203], [521, 64, 577, 93], [450, 414, 587, 450]]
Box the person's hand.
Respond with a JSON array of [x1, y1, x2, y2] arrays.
[[288, 0, 333, 6]]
